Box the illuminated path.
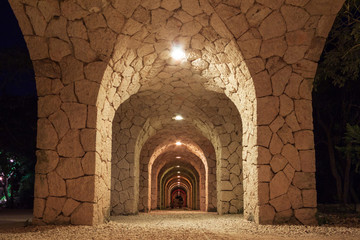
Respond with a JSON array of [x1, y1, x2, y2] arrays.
[[1, 211, 360, 240]]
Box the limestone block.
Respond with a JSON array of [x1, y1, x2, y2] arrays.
[[221, 181, 233, 191], [294, 130, 314, 150], [38, 0, 60, 22], [75, 80, 100, 105], [269, 133, 283, 155], [57, 129, 85, 157], [25, 6, 47, 36], [49, 110, 70, 139], [37, 118, 58, 150], [43, 197, 66, 223], [60, 84, 77, 102], [284, 46, 308, 64], [60, 1, 89, 20], [67, 20, 88, 40], [305, 37, 326, 62], [38, 95, 61, 118], [258, 204, 275, 224], [182, 0, 202, 16], [278, 124, 294, 144], [71, 202, 94, 225], [294, 208, 317, 225], [230, 165, 241, 175], [34, 174, 49, 198], [265, 56, 287, 76], [24, 36, 48, 60], [84, 13, 107, 30], [60, 55, 84, 85], [279, 94, 294, 117], [270, 154, 287, 173], [72, 38, 97, 63], [48, 171, 66, 196], [257, 126, 272, 147], [299, 150, 316, 172], [258, 146, 272, 164], [49, 38, 71, 62], [61, 103, 87, 129], [270, 116, 285, 133], [259, 11, 286, 40], [271, 66, 292, 96], [257, 96, 279, 125], [281, 144, 301, 171], [269, 194, 291, 212], [238, 38, 262, 60], [123, 19, 142, 36], [303, 189, 317, 207], [292, 59, 318, 78], [45, 16, 68, 41], [80, 129, 96, 152], [252, 70, 272, 97], [305, 0, 341, 15], [260, 37, 287, 58], [67, 176, 95, 202], [8, 1, 33, 34], [36, 77, 52, 97], [51, 79, 64, 94], [56, 157, 84, 179], [270, 171, 290, 199], [294, 99, 313, 130], [245, 4, 271, 27], [286, 30, 314, 46], [283, 164, 295, 182], [287, 185, 303, 209], [293, 172, 316, 189], [210, 14, 231, 39], [299, 79, 313, 100], [285, 0, 310, 6], [226, 14, 249, 38], [35, 150, 59, 174], [258, 165, 272, 182], [246, 57, 265, 74], [62, 198, 80, 217], [33, 198, 46, 218], [222, 191, 236, 202], [259, 182, 269, 205], [281, 5, 309, 32], [285, 112, 301, 132], [88, 28, 117, 56]]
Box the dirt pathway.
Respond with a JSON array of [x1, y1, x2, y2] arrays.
[[0, 210, 359, 239]]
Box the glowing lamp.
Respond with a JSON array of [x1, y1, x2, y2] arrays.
[[171, 45, 186, 60]]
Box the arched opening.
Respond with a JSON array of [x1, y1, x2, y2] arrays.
[[6, 0, 348, 226], [0, 0, 36, 211]]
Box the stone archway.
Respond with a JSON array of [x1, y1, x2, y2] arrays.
[[8, 0, 345, 225]]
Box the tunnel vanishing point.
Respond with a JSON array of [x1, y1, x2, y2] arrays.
[[8, 0, 345, 225]]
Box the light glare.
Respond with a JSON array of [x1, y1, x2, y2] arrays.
[[173, 115, 184, 120], [176, 141, 182, 146], [171, 45, 186, 60]]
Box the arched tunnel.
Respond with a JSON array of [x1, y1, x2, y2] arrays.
[[111, 85, 243, 215]]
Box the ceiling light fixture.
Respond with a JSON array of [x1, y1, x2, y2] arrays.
[[176, 165, 180, 168], [171, 44, 186, 60], [172, 115, 184, 120], [177, 171, 180, 174], [176, 156, 181, 159], [176, 141, 182, 146]]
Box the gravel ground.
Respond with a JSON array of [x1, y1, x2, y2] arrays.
[[0, 210, 359, 240]]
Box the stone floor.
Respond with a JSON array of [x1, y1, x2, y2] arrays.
[[0, 210, 359, 239]]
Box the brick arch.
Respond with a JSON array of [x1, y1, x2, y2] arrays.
[[8, 0, 345, 225]]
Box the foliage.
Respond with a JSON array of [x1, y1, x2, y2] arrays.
[[313, 0, 360, 203], [0, 149, 34, 208]]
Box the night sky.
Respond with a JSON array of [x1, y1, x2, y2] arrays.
[[0, 0, 36, 96]]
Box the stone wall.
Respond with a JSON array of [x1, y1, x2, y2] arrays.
[[8, 0, 345, 225]]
